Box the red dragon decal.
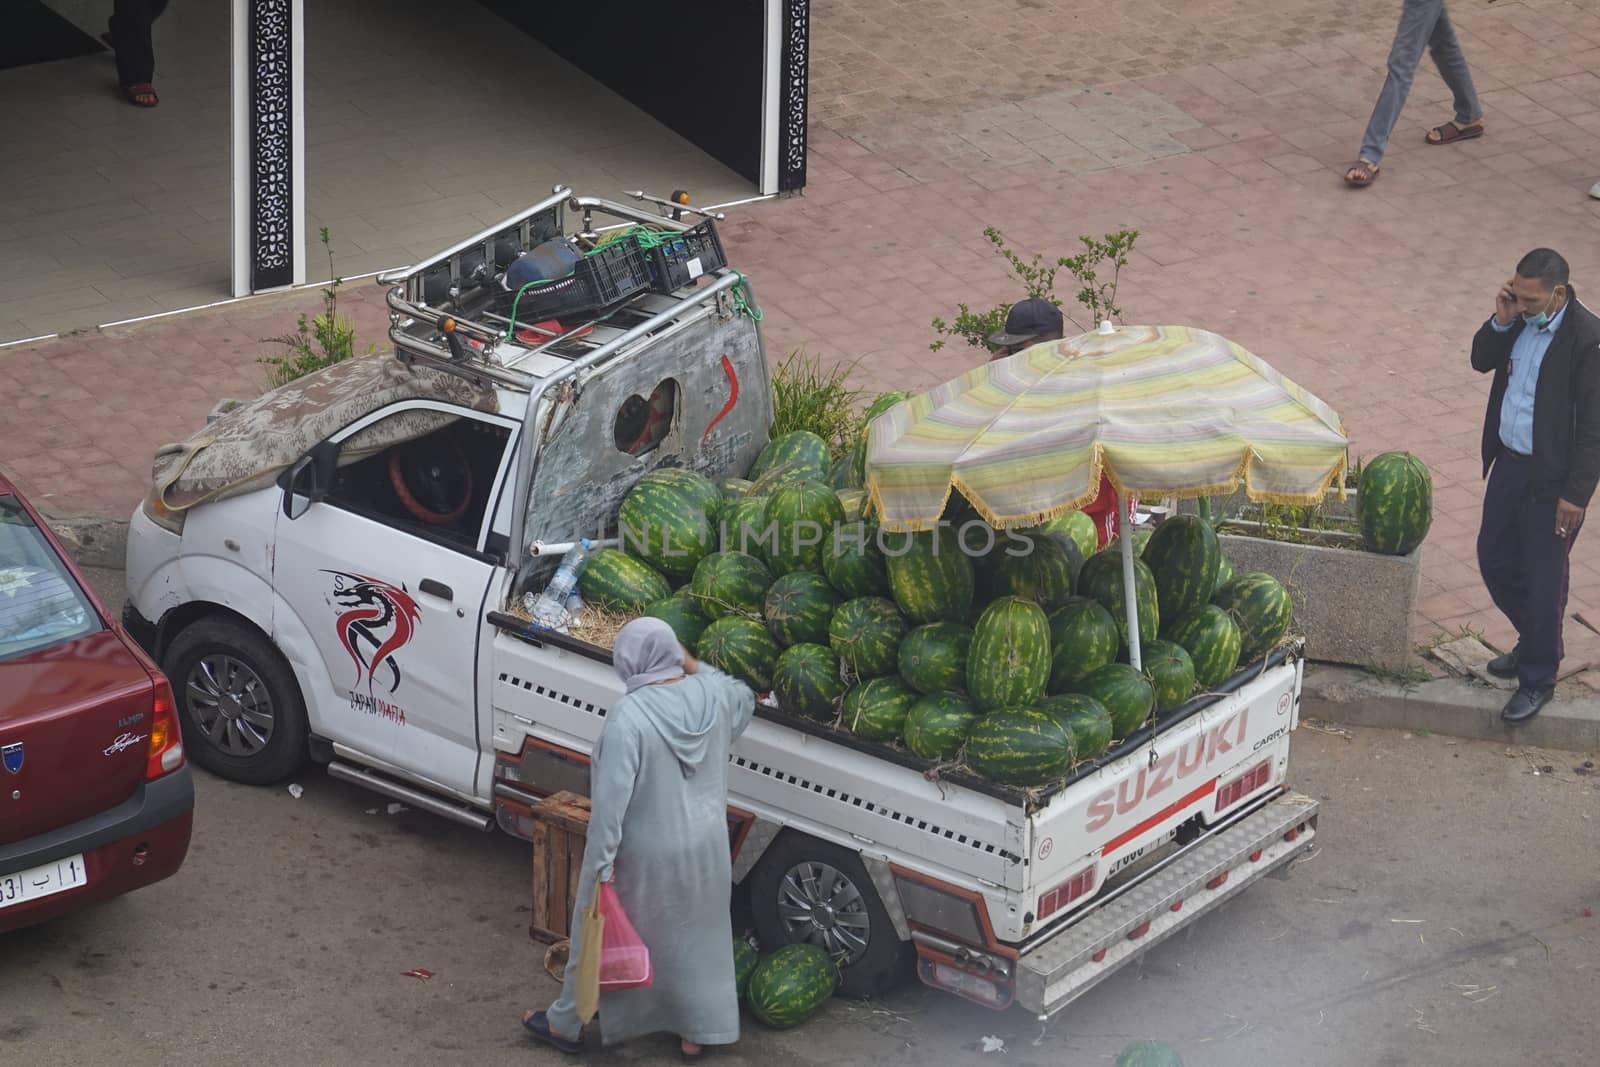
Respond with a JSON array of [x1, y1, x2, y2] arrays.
[[326, 571, 421, 695]]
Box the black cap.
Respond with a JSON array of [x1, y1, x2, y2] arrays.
[[986, 298, 1065, 348]]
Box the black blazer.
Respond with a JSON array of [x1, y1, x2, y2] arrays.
[[1471, 287, 1600, 508]]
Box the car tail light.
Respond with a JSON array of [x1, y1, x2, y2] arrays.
[[145, 677, 185, 780], [1037, 864, 1096, 921], [1215, 759, 1272, 813]]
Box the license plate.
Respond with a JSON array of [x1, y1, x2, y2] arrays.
[[0, 854, 88, 910]]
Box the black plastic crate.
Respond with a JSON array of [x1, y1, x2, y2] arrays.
[[499, 235, 653, 323], [646, 220, 727, 293]]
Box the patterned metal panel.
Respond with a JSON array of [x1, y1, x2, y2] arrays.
[[779, 0, 809, 192], [249, 0, 295, 290]]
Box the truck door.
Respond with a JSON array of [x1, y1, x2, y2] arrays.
[[271, 401, 515, 798]]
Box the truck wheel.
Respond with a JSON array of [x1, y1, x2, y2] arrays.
[[748, 833, 914, 998], [163, 617, 309, 785]]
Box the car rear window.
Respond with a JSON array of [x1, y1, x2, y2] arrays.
[[0, 496, 101, 660]]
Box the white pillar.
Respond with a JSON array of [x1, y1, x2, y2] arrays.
[[759, 0, 781, 196], [231, 0, 306, 297]]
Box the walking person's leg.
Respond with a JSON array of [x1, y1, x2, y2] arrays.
[[110, 0, 161, 106], [1422, 3, 1486, 145], [1346, 0, 1446, 185]]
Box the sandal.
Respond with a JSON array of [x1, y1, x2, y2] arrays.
[[123, 83, 159, 108], [1426, 120, 1484, 145], [522, 1011, 582, 1055], [1343, 159, 1379, 187]]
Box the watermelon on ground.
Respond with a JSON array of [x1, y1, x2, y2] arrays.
[[772, 643, 847, 720], [885, 528, 975, 624], [1358, 450, 1433, 555], [1142, 515, 1221, 622], [618, 470, 720, 579], [828, 596, 909, 678], [1043, 509, 1098, 561], [643, 593, 710, 647], [1140, 639, 1196, 713], [1041, 693, 1114, 762], [843, 675, 919, 741], [689, 551, 774, 620], [696, 617, 781, 692], [965, 707, 1074, 787], [722, 494, 774, 557], [862, 390, 910, 425], [765, 480, 847, 576], [764, 572, 840, 647], [835, 488, 866, 521], [823, 520, 889, 599], [575, 548, 671, 612], [828, 450, 863, 491], [1046, 597, 1120, 692], [967, 597, 1051, 711], [1212, 554, 1234, 596], [1075, 663, 1155, 738], [989, 530, 1082, 611], [720, 477, 754, 499], [897, 622, 973, 694], [1115, 1040, 1185, 1067], [749, 431, 832, 486], [902, 692, 980, 760], [1213, 572, 1293, 662], [1079, 550, 1160, 649], [745, 943, 840, 1029], [734, 937, 760, 998], [1166, 605, 1242, 689]]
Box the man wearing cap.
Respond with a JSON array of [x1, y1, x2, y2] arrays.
[[986, 298, 1064, 361]]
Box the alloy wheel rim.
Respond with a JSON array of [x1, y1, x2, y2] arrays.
[[777, 861, 870, 963], [185, 653, 275, 756]]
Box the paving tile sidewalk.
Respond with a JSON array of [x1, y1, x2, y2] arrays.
[[4, 0, 1600, 664]]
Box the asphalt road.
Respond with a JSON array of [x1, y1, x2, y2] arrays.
[[5, 572, 1597, 1066]]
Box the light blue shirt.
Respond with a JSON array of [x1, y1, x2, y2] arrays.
[[1493, 301, 1569, 455]]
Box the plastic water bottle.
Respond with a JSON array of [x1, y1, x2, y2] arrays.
[[527, 540, 592, 628]]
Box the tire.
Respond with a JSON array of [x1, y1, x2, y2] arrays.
[[748, 832, 914, 998], [162, 616, 310, 785]]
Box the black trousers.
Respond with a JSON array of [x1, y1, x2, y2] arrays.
[[1476, 451, 1584, 688], [109, 0, 169, 87]]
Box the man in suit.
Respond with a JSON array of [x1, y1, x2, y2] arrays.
[[1473, 248, 1600, 723]]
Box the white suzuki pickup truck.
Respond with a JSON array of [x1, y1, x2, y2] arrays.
[[123, 188, 1319, 1014]]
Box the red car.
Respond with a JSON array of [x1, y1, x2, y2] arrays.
[[0, 469, 192, 933]]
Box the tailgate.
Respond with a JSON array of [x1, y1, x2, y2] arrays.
[[1, 631, 155, 844]]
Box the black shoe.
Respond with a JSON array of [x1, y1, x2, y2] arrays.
[[1486, 649, 1519, 679], [1501, 686, 1552, 725]]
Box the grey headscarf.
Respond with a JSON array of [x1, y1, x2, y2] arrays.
[[612, 617, 686, 693]]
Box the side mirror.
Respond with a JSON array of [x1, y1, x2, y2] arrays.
[[281, 441, 336, 520]]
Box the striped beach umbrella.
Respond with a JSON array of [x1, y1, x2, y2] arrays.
[[865, 324, 1349, 533]]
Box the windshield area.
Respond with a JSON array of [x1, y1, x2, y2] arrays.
[[0, 496, 100, 660]]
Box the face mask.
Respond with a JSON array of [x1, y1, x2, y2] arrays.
[[1523, 289, 1562, 329]]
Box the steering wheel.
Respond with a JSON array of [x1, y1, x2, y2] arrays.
[[387, 436, 474, 526]]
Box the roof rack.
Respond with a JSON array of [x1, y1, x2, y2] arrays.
[[377, 186, 731, 392]]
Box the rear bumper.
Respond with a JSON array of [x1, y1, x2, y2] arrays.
[[0, 765, 195, 933], [1013, 790, 1319, 1018]]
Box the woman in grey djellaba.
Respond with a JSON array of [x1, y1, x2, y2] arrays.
[[523, 616, 756, 1061]]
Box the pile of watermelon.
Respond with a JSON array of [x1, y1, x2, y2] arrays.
[[575, 402, 1296, 791], [736, 937, 839, 1029]]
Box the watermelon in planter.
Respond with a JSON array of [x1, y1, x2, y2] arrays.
[[898, 622, 973, 694], [773, 643, 847, 720], [1358, 450, 1433, 555], [843, 675, 919, 741], [764, 572, 840, 647], [828, 596, 909, 678], [1140, 639, 1196, 713], [1075, 663, 1155, 738], [902, 692, 980, 760], [1142, 515, 1221, 622], [1166, 604, 1242, 689], [734, 937, 760, 998], [766, 480, 846, 575], [823, 520, 889, 599], [1079, 550, 1160, 648], [1213, 572, 1293, 662], [1047, 597, 1120, 692], [746, 943, 840, 1029], [576, 548, 672, 612], [885, 528, 975, 624], [643, 593, 710, 647], [749, 431, 832, 486], [968, 597, 1051, 711], [690, 551, 774, 621], [1116, 1040, 1184, 1067], [618, 470, 720, 579], [1041, 693, 1114, 761], [965, 707, 1074, 787], [696, 617, 781, 692]]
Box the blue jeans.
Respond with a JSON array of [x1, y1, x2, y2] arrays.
[[1359, 0, 1482, 164]]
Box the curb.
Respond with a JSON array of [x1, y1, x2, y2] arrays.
[[1302, 666, 1600, 754], [46, 514, 130, 570]]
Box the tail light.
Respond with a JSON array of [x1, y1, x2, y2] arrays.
[[1215, 759, 1271, 813], [145, 677, 185, 780], [1037, 863, 1096, 921]]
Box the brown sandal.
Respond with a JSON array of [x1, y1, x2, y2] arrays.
[[1343, 159, 1379, 187], [1426, 120, 1483, 145], [123, 82, 158, 108]]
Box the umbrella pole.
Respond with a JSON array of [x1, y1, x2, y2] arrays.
[[1118, 491, 1143, 671]]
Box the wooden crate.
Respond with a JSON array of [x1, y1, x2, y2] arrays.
[[530, 791, 591, 944]]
